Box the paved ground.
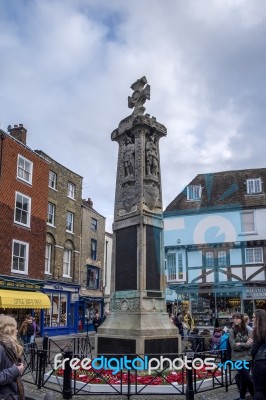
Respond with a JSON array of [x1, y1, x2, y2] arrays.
[[23, 333, 241, 400]]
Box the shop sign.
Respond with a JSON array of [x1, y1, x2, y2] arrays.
[[0, 279, 41, 290], [71, 293, 79, 302], [243, 287, 266, 299]]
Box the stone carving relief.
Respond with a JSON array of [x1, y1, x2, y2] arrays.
[[128, 76, 150, 116], [112, 297, 140, 311], [144, 182, 159, 210], [146, 133, 158, 177], [121, 182, 136, 212], [123, 135, 135, 178]]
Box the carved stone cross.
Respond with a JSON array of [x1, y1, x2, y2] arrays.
[[128, 76, 150, 116]]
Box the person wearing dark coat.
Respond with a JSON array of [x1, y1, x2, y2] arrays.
[[188, 327, 201, 352], [0, 315, 24, 400], [92, 313, 101, 333], [174, 313, 184, 339], [251, 309, 266, 400]]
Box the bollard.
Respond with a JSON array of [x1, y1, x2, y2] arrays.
[[42, 333, 49, 367], [37, 349, 45, 389], [63, 348, 73, 399], [185, 348, 194, 400]]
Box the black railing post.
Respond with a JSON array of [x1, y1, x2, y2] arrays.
[[42, 333, 49, 367], [63, 348, 73, 399], [185, 349, 194, 400], [36, 349, 45, 389]]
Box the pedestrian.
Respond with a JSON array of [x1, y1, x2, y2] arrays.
[[251, 308, 266, 400], [174, 313, 184, 339], [0, 314, 25, 400], [229, 312, 254, 400], [187, 327, 201, 352], [184, 311, 195, 335], [212, 327, 223, 350], [92, 313, 101, 333], [218, 328, 230, 360], [200, 328, 212, 351]]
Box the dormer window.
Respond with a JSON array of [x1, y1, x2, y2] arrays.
[[187, 185, 202, 201], [246, 178, 262, 194]]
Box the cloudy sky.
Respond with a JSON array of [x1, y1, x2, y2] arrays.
[[1, 0, 266, 231]]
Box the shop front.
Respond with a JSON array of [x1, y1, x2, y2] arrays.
[[43, 281, 80, 336], [243, 286, 266, 315], [78, 296, 104, 333], [0, 275, 50, 330]]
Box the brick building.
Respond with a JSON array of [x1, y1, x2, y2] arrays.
[[0, 125, 51, 325], [79, 198, 106, 331], [35, 150, 83, 335]]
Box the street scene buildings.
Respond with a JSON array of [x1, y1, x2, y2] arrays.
[[164, 169, 266, 324]]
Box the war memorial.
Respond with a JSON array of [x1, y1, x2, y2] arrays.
[[96, 77, 180, 355]]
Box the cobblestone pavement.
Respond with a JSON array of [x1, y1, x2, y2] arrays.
[[23, 333, 241, 400]]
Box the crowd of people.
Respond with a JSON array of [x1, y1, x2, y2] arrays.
[[171, 309, 266, 399]]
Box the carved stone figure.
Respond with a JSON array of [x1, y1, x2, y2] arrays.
[[128, 76, 150, 116], [123, 136, 135, 177], [146, 134, 158, 176]]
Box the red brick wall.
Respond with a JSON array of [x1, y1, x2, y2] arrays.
[[0, 134, 49, 279]]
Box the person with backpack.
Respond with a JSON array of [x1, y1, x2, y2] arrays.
[[218, 328, 230, 360], [229, 312, 254, 400], [212, 327, 223, 350], [251, 309, 266, 399]]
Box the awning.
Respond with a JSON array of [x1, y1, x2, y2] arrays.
[[0, 290, 51, 309]]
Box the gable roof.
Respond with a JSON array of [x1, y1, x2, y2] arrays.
[[165, 168, 266, 215]]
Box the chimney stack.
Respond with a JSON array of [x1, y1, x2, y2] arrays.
[[8, 124, 27, 145]]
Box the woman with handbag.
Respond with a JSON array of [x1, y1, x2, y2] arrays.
[[251, 309, 266, 400], [229, 312, 254, 400], [0, 315, 25, 400]]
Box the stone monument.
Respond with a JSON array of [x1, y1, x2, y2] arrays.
[[96, 76, 180, 355]]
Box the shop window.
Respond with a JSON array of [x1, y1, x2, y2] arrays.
[[246, 178, 262, 194], [187, 185, 202, 201], [14, 192, 31, 227], [48, 171, 57, 190], [206, 251, 214, 267], [44, 292, 68, 327], [167, 253, 176, 281], [245, 247, 263, 264], [87, 266, 99, 289], [177, 253, 184, 279], [11, 239, 29, 274], [17, 154, 33, 184], [91, 239, 97, 260], [241, 211, 255, 233]]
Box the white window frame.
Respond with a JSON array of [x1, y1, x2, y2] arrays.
[[218, 250, 227, 267], [167, 253, 176, 281], [87, 266, 99, 289], [63, 249, 72, 277], [17, 154, 33, 184], [14, 192, 31, 227], [67, 182, 76, 199], [45, 244, 52, 274], [246, 178, 262, 194], [47, 203, 55, 226], [187, 185, 202, 201], [245, 247, 263, 264], [241, 211, 255, 234], [11, 239, 29, 274], [66, 212, 74, 233], [177, 253, 184, 280], [48, 171, 57, 190], [206, 251, 214, 267]]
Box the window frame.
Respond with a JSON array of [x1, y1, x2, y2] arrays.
[[91, 239, 97, 260], [14, 191, 31, 227], [187, 185, 202, 201], [246, 178, 262, 195], [17, 154, 33, 185], [66, 212, 74, 233], [47, 202, 56, 226], [87, 266, 99, 289], [91, 218, 98, 231], [48, 171, 57, 190], [45, 243, 52, 274], [240, 211, 255, 234], [245, 247, 263, 264], [206, 251, 214, 267], [63, 248, 72, 277], [167, 253, 176, 281], [11, 239, 29, 274], [67, 182, 76, 199]]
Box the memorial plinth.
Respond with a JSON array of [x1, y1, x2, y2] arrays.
[[96, 77, 180, 355]]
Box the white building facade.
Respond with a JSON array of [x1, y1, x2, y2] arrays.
[[164, 169, 266, 325]]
